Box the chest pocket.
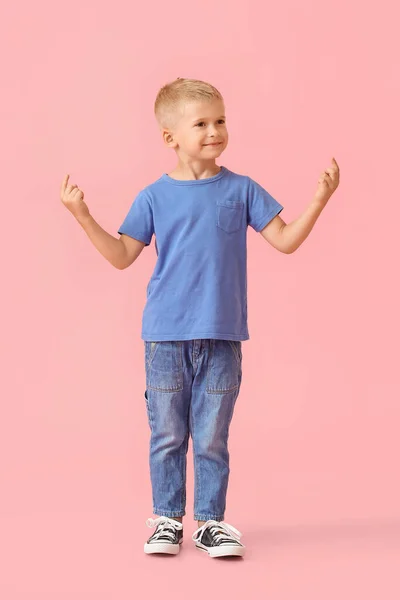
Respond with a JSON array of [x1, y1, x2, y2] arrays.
[[216, 200, 245, 233]]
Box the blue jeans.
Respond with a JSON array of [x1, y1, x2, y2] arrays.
[[144, 339, 242, 522]]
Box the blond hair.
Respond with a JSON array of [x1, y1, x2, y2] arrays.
[[154, 77, 224, 130]]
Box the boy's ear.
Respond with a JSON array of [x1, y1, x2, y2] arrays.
[[162, 129, 177, 148]]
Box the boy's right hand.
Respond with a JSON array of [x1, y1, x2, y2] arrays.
[[60, 174, 90, 221]]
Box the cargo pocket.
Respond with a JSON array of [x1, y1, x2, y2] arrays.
[[206, 339, 242, 394], [145, 341, 184, 392], [216, 200, 244, 233]]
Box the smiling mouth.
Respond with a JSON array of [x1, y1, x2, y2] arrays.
[[204, 142, 222, 146]]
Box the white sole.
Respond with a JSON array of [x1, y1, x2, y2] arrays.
[[144, 540, 183, 554], [195, 543, 245, 557]]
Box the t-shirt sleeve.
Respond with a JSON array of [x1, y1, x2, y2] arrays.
[[247, 176, 284, 232], [117, 190, 154, 246]]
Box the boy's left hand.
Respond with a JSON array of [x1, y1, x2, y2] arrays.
[[314, 157, 340, 207]]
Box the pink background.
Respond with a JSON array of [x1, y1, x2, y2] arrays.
[[1, 0, 399, 598]]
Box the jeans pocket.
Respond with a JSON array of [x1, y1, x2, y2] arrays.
[[216, 200, 244, 233], [145, 341, 184, 392], [206, 339, 241, 394], [145, 341, 158, 368], [228, 340, 242, 365]]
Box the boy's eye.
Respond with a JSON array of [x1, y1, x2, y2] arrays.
[[196, 120, 225, 127]]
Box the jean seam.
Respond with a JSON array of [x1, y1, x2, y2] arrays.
[[180, 432, 188, 512], [191, 395, 201, 520], [153, 509, 186, 517], [194, 514, 225, 521]]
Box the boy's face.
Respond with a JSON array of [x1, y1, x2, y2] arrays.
[[163, 98, 228, 160]]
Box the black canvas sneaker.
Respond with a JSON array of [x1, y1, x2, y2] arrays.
[[192, 520, 245, 557], [144, 517, 184, 555]]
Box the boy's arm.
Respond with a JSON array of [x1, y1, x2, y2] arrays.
[[259, 201, 324, 254], [60, 174, 146, 269], [77, 214, 146, 269], [260, 158, 340, 253], [119, 233, 147, 267]]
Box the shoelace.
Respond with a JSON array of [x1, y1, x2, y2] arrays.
[[146, 516, 183, 541], [192, 520, 242, 545]]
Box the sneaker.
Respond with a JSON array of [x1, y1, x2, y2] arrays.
[[144, 516, 184, 555], [192, 520, 245, 558]]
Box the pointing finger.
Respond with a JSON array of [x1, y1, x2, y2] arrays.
[[331, 157, 339, 170], [61, 174, 69, 194]]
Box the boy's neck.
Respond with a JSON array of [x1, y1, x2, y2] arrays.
[[167, 163, 222, 181]]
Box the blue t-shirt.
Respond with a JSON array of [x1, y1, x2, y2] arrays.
[[118, 165, 283, 342]]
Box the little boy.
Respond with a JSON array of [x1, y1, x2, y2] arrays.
[[60, 77, 340, 559]]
